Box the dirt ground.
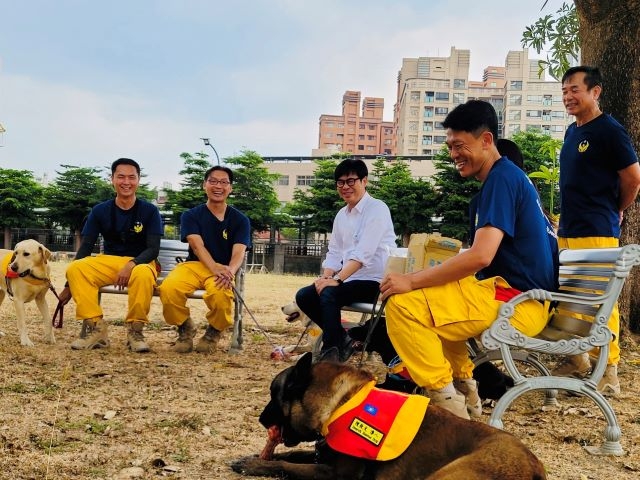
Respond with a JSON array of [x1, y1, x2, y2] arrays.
[[0, 260, 639, 480]]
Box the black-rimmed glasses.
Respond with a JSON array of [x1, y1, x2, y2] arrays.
[[206, 179, 231, 186], [336, 177, 361, 188]]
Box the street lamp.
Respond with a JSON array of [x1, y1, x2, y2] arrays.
[[200, 137, 220, 166]]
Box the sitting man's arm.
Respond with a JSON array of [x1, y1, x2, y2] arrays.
[[380, 226, 504, 300]]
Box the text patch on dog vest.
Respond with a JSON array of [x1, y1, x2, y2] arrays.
[[322, 380, 429, 461], [349, 418, 384, 446]]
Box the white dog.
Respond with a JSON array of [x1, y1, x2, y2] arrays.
[[0, 239, 55, 346], [281, 301, 322, 355]]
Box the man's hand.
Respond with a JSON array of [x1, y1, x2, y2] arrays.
[[116, 261, 135, 289], [214, 264, 235, 289], [58, 286, 73, 305], [380, 273, 413, 300], [314, 276, 340, 295]]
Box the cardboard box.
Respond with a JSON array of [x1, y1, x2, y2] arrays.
[[384, 247, 408, 275], [405, 233, 462, 272]]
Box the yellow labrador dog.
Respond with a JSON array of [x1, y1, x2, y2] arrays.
[[0, 239, 55, 346]]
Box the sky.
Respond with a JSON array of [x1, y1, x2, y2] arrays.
[[0, 0, 563, 189]]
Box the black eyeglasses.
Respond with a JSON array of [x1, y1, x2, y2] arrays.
[[206, 179, 231, 186], [336, 177, 361, 188]]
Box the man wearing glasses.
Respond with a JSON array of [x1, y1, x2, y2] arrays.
[[295, 158, 397, 362], [159, 166, 251, 354]]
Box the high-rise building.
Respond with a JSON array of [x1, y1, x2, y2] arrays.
[[315, 90, 395, 156], [394, 47, 569, 157]]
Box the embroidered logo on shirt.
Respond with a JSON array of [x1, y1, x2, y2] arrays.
[[223, 229, 228, 240], [133, 222, 143, 233], [578, 140, 589, 153]]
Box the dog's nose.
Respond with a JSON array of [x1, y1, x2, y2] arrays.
[[10, 264, 18, 272]]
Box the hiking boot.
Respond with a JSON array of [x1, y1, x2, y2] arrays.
[[175, 317, 197, 353], [597, 364, 621, 397], [426, 389, 470, 420], [454, 378, 483, 418], [127, 322, 150, 353], [195, 325, 222, 353], [71, 317, 109, 350], [551, 353, 591, 378]]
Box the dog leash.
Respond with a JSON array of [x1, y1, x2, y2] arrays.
[[231, 284, 281, 351]]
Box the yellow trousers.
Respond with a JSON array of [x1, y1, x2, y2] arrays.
[[557, 236, 620, 365], [386, 276, 548, 390], [66, 254, 158, 323], [158, 261, 234, 331]]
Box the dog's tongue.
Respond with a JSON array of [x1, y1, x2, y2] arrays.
[[286, 312, 300, 322], [259, 425, 282, 460]]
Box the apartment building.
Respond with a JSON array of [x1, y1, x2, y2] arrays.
[[394, 47, 569, 156], [315, 90, 395, 156]]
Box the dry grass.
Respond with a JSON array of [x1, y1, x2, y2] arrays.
[[0, 260, 639, 479]]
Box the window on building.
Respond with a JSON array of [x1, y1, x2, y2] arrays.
[[410, 106, 419, 116], [509, 124, 521, 134], [527, 95, 543, 103], [453, 92, 465, 104], [384, 128, 393, 135], [336, 134, 344, 140], [433, 136, 447, 144], [509, 94, 522, 105], [358, 134, 365, 140], [424, 107, 434, 117], [507, 110, 521, 120], [422, 136, 432, 145], [434, 121, 445, 130], [526, 110, 542, 118], [277, 175, 289, 186], [296, 175, 315, 186], [434, 107, 449, 116], [366, 145, 375, 151], [551, 125, 564, 132], [410, 91, 420, 102], [325, 122, 334, 128], [510, 80, 523, 90], [490, 82, 497, 87], [453, 79, 466, 89], [423, 121, 433, 131], [424, 92, 435, 103], [422, 149, 432, 155], [551, 111, 565, 118], [337, 122, 344, 128], [359, 123, 365, 129], [358, 145, 364, 150], [384, 139, 392, 145], [369, 124, 376, 130], [367, 135, 376, 141], [408, 121, 418, 131], [324, 132, 334, 138], [435, 92, 449, 101], [409, 135, 418, 144]]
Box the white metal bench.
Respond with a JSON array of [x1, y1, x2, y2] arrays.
[[98, 238, 246, 352], [480, 244, 640, 456]]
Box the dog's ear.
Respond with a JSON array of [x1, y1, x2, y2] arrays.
[[10, 252, 16, 263], [40, 246, 53, 263], [295, 352, 314, 371]]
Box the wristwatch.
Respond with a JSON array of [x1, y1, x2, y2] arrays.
[[332, 275, 343, 284]]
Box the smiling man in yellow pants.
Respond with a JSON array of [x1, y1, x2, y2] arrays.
[[59, 158, 163, 352], [380, 100, 559, 419]]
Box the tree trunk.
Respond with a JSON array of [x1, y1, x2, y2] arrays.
[[575, 0, 640, 332]]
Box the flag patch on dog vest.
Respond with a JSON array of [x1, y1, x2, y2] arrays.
[[321, 380, 428, 461]]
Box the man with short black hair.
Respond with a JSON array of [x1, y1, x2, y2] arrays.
[[552, 66, 640, 395], [60, 158, 163, 352], [158, 166, 251, 354], [295, 158, 397, 362], [381, 100, 558, 419]]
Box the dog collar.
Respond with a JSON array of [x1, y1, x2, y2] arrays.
[[321, 380, 429, 461]]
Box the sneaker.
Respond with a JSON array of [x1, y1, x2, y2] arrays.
[[338, 336, 355, 363], [71, 317, 109, 350], [454, 378, 483, 418], [175, 317, 197, 353], [127, 322, 150, 353], [551, 353, 591, 378], [195, 325, 221, 353], [426, 389, 470, 420], [597, 364, 621, 397]]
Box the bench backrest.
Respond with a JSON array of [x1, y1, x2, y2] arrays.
[[539, 245, 640, 341]]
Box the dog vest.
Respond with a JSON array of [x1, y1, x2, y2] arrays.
[[321, 380, 428, 461], [2, 254, 19, 279]]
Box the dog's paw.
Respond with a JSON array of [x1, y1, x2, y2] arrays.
[[230, 455, 264, 475]]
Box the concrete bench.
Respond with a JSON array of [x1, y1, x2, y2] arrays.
[[98, 238, 246, 352], [479, 244, 640, 456]]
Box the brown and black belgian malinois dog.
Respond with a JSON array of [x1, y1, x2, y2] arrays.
[[232, 351, 546, 480]]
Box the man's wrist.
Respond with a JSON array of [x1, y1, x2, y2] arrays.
[[332, 274, 343, 284]]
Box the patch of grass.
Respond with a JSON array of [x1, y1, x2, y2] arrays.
[[171, 441, 191, 463], [155, 414, 204, 431], [0, 382, 60, 395], [56, 418, 116, 435]]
